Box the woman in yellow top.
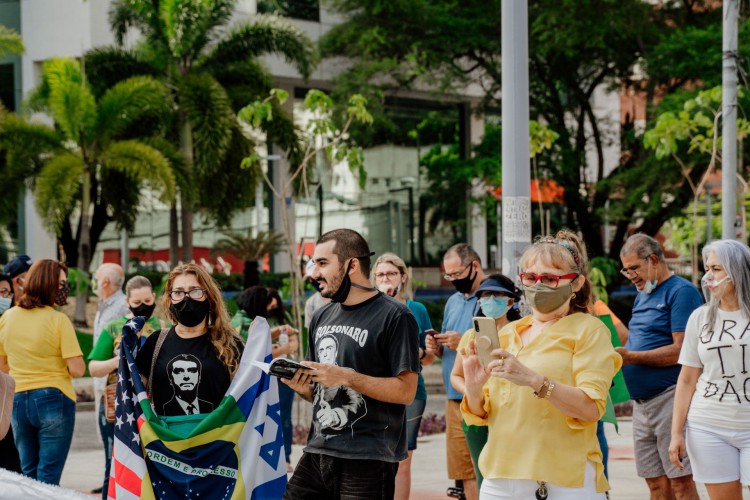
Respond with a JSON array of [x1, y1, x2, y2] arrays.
[[0, 259, 85, 485], [461, 231, 621, 499]]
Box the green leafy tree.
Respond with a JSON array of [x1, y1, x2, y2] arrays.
[[213, 230, 287, 288], [0, 25, 24, 57], [0, 58, 176, 325], [643, 86, 750, 281], [240, 88, 372, 333], [92, 0, 317, 265]]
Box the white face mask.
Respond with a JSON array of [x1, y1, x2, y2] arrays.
[[701, 272, 731, 299], [641, 259, 658, 295], [0, 296, 11, 314]]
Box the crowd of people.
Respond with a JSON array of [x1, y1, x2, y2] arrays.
[[0, 228, 749, 500]]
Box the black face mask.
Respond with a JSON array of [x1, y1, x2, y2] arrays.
[[169, 297, 210, 327], [130, 302, 156, 320], [451, 263, 477, 295], [329, 253, 377, 303], [56, 282, 70, 306]]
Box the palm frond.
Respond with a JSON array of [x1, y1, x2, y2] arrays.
[[96, 76, 172, 144], [213, 230, 287, 261], [34, 153, 85, 232], [102, 140, 176, 203], [205, 59, 275, 111], [0, 26, 24, 58], [158, 0, 230, 59], [109, 0, 158, 46], [141, 136, 197, 205], [201, 15, 317, 80], [30, 59, 98, 143], [0, 113, 63, 178], [178, 73, 235, 173], [84, 47, 162, 99], [197, 124, 261, 226]]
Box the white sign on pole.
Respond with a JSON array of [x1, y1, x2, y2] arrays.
[[502, 196, 531, 243]]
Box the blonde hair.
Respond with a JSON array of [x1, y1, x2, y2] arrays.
[[370, 253, 413, 300], [161, 263, 242, 376], [519, 229, 593, 315]]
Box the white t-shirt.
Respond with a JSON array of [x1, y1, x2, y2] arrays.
[[679, 305, 750, 429]]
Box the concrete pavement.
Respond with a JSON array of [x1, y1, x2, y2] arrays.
[[56, 399, 744, 499]]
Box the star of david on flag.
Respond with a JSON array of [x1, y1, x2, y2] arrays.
[[109, 316, 287, 499]]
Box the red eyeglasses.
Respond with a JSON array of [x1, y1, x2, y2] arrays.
[[519, 272, 579, 289]]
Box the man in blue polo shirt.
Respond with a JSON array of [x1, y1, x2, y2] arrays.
[[426, 243, 486, 500], [618, 234, 702, 500]]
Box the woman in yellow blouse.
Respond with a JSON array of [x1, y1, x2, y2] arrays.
[[461, 231, 621, 499], [0, 259, 84, 485]]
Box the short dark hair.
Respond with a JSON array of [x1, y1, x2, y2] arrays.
[[444, 243, 481, 266], [235, 285, 269, 319], [167, 354, 201, 376], [18, 260, 67, 309], [317, 229, 372, 276]]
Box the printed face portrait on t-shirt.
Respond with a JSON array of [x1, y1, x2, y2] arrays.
[[317, 335, 338, 365], [168, 354, 201, 400]]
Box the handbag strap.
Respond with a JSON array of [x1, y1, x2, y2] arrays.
[[147, 328, 169, 397]]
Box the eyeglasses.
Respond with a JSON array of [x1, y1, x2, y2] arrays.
[[374, 271, 400, 280], [444, 262, 474, 281], [519, 272, 579, 288], [620, 255, 653, 278], [169, 289, 207, 301], [0, 288, 11, 298]]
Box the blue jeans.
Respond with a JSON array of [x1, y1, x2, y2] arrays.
[[278, 382, 294, 464], [12, 388, 76, 485], [98, 400, 115, 498]]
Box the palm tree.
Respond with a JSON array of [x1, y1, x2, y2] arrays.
[[213, 230, 286, 288], [91, 0, 317, 265], [0, 58, 176, 325]]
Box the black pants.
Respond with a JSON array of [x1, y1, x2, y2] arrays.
[[0, 426, 22, 473], [284, 452, 398, 500]]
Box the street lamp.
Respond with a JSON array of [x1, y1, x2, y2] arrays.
[[389, 178, 416, 263]]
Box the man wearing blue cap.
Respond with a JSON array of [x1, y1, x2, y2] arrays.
[[3, 255, 33, 304]]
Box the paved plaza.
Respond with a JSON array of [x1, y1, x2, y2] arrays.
[[55, 396, 742, 499]]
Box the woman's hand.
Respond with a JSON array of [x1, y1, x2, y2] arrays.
[[668, 435, 688, 471], [461, 340, 490, 395], [486, 349, 544, 389]]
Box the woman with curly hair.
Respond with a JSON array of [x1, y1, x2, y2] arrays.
[[136, 264, 243, 417]]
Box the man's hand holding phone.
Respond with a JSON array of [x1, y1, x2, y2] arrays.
[[434, 330, 462, 351], [425, 329, 443, 357]]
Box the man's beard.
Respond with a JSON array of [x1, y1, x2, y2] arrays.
[[318, 264, 345, 299]]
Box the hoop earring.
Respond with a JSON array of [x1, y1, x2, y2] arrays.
[[571, 293, 577, 299]]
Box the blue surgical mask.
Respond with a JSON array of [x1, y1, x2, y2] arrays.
[[642, 259, 658, 295], [478, 296, 511, 319], [0, 296, 10, 314]]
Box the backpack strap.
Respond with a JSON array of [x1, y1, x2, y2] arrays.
[[147, 328, 169, 397]]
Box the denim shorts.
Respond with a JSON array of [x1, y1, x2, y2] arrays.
[[406, 398, 426, 451]]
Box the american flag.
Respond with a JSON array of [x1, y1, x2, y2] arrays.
[[109, 316, 149, 500], [108, 316, 287, 500]]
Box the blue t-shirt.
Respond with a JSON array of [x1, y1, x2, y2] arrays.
[[441, 292, 478, 400], [407, 300, 433, 401], [623, 275, 703, 400]]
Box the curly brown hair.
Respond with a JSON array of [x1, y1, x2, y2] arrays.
[[161, 264, 243, 377], [519, 229, 593, 315]]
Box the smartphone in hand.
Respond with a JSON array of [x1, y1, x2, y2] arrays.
[[473, 317, 499, 367]]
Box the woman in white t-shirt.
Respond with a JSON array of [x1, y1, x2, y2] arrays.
[[670, 239, 750, 499]]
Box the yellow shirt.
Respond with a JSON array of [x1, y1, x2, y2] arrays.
[[460, 313, 622, 493], [0, 306, 83, 401]]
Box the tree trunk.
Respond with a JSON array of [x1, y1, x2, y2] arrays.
[[74, 169, 92, 327], [418, 195, 427, 265], [179, 111, 195, 263], [243, 260, 260, 289], [169, 201, 180, 268]]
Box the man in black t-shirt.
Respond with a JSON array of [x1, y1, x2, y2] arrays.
[[283, 229, 420, 499]]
